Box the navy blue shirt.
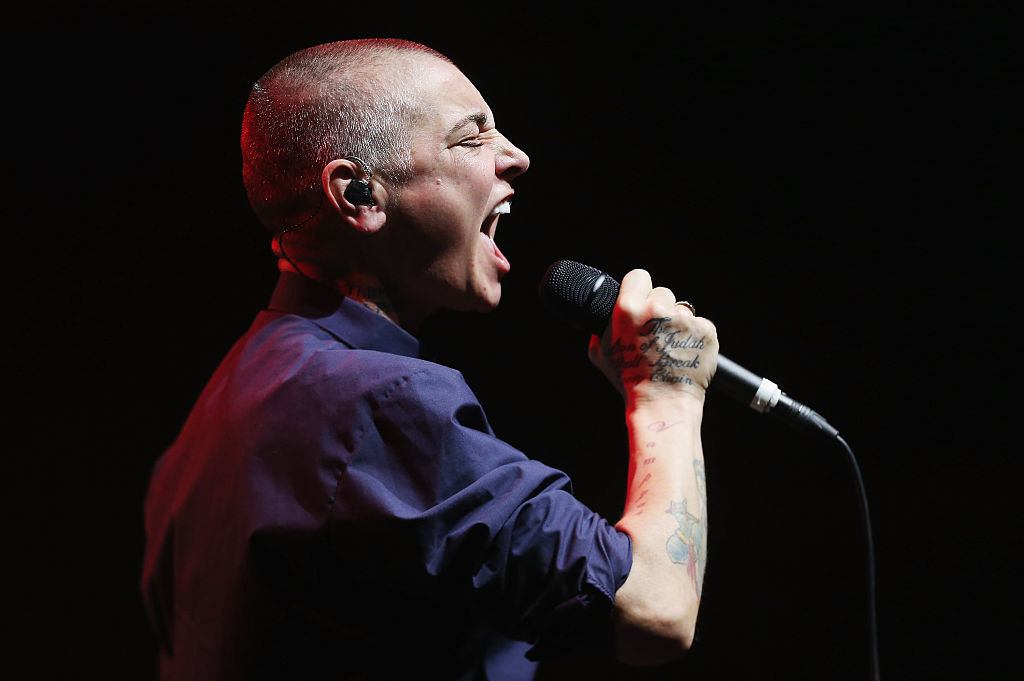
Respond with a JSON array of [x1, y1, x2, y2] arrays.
[[142, 273, 632, 680]]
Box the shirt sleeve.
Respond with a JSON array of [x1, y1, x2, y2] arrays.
[[327, 362, 633, 658]]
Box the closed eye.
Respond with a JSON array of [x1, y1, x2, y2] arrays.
[[459, 129, 501, 148]]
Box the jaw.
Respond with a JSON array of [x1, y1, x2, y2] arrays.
[[364, 199, 514, 326]]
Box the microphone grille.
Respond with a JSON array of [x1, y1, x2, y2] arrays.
[[538, 260, 620, 334]]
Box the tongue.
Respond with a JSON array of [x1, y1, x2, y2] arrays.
[[480, 232, 511, 272]]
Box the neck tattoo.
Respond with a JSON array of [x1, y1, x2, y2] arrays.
[[338, 281, 398, 322]]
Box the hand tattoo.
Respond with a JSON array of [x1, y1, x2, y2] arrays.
[[611, 317, 707, 387]]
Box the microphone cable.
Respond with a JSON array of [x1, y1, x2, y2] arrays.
[[835, 433, 881, 681]]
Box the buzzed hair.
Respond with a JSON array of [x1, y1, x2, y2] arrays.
[[241, 39, 452, 230]]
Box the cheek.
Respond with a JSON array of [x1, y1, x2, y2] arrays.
[[390, 190, 476, 265], [394, 156, 494, 247], [446, 151, 495, 195], [428, 177, 491, 233]]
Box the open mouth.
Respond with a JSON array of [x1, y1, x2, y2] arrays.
[[481, 200, 511, 239], [480, 200, 512, 271]]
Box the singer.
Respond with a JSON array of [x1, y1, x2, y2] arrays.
[[141, 39, 719, 680]]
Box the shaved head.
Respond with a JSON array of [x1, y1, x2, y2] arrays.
[[241, 39, 452, 230]]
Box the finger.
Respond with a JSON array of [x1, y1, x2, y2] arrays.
[[618, 269, 653, 315], [649, 286, 677, 311], [674, 300, 696, 316]]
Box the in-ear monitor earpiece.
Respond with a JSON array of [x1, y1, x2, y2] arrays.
[[343, 156, 376, 206]]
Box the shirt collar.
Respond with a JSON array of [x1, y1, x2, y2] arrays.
[[266, 272, 420, 358]]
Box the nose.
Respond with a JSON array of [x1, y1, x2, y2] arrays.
[[495, 135, 530, 181]]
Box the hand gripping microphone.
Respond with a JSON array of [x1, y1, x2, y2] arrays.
[[538, 260, 840, 440], [539, 261, 880, 680]]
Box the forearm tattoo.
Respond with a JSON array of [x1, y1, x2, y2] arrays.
[[666, 460, 708, 596], [610, 317, 707, 386]]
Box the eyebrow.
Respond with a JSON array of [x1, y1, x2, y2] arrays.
[[446, 112, 489, 138]]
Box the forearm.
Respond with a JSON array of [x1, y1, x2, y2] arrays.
[[588, 269, 718, 664], [614, 397, 707, 662]]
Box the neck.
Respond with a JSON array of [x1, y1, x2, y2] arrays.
[[277, 259, 429, 333], [336, 276, 400, 325]]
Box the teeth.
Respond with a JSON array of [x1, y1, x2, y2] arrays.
[[492, 200, 511, 215]]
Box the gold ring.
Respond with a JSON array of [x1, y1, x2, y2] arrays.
[[675, 300, 696, 315]]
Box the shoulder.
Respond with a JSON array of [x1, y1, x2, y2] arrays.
[[235, 311, 480, 421]]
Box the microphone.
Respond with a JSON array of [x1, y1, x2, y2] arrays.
[[538, 259, 840, 439]]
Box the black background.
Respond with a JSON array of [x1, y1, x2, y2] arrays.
[[10, 3, 1017, 679]]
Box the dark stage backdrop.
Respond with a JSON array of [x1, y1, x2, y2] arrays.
[[11, 3, 1016, 680]]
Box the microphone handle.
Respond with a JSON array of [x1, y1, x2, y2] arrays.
[[713, 355, 839, 439]]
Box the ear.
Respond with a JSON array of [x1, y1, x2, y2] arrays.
[[322, 158, 387, 234]]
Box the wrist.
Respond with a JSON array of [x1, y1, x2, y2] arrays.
[[625, 391, 705, 425], [626, 386, 705, 414]]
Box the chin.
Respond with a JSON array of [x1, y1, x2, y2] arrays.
[[471, 282, 503, 312], [474, 292, 502, 313]]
